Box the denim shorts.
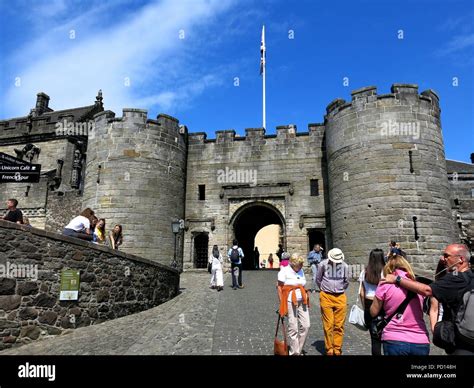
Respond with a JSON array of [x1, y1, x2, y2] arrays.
[[383, 340, 430, 356]]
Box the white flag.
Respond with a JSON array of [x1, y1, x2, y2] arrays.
[[260, 25, 266, 75]]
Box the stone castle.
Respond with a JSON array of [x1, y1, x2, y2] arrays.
[[1, 84, 473, 273]]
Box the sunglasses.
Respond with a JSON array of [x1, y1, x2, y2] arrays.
[[442, 253, 460, 259]]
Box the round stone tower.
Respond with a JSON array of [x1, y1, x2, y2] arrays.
[[325, 84, 456, 272], [82, 109, 187, 266]]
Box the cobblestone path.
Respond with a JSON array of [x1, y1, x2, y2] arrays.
[[2, 270, 444, 355]]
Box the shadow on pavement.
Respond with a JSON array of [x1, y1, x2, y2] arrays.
[[310, 340, 325, 355]]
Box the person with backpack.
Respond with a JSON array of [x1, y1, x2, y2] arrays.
[[228, 239, 244, 290], [370, 255, 430, 355], [380, 243, 473, 355]]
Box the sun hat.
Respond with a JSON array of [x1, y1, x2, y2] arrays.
[[327, 248, 344, 264]]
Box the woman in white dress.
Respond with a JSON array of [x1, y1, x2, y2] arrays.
[[209, 245, 224, 291]]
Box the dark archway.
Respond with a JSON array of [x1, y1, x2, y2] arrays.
[[308, 229, 325, 251], [231, 202, 285, 270], [194, 233, 209, 269]]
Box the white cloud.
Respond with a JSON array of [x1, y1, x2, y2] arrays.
[[437, 33, 474, 56], [132, 73, 224, 114], [438, 16, 464, 32], [3, 0, 234, 118]]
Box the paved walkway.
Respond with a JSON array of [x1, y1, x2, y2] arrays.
[[2, 270, 444, 355]]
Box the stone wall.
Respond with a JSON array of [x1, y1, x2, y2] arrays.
[[448, 167, 474, 248], [45, 191, 84, 234], [0, 220, 179, 351], [325, 84, 457, 271], [184, 125, 328, 268], [82, 110, 188, 267], [0, 139, 79, 229], [0, 178, 49, 229], [0, 139, 72, 172]]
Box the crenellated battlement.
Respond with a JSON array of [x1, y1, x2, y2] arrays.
[[93, 83, 437, 146], [325, 83, 440, 118], [93, 109, 186, 139], [351, 85, 377, 100], [215, 129, 236, 143], [245, 127, 266, 139], [187, 123, 324, 145]]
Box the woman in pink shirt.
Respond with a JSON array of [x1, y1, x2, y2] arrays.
[[370, 255, 430, 355]]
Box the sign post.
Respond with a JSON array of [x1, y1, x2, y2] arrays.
[[60, 269, 80, 301], [0, 152, 41, 183]]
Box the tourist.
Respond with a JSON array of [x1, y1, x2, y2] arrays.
[[209, 245, 224, 291], [358, 248, 385, 355], [108, 224, 123, 250], [307, 244, 324, 292], [385, 240, 406, 261], [91, 216, 98, 235], [22, 216, 32, 228], [428, 259, 447, 333], [316, 248, 349, 355], [276, 244, 284, 261], [228, 239, 244, 290], [93, 218, 106, 244], [280, 252, 290, 268], [277, 254, 310, 356], [380, 244, 473, 355], [386, 241, 398, 257], [370, 255, 430, 355], [63, 208, 95, 241], [268, 253, 274, 269], [3, 199, 23, 224], [254, 247, 260, 269]]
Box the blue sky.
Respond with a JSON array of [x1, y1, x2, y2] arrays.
[[0, 0, 473, 162]]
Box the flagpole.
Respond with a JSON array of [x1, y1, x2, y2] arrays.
[[261, 25, 266, 130], [263, 56, 266, 130]]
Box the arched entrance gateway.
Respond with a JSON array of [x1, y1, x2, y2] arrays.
[[230, 202, 286, 270]]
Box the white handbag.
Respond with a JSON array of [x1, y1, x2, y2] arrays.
[[348, 280, 368, 331]]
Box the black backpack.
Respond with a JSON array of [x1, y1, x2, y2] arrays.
[[230, 248, 240, 263], [433, 271, 474, 350], [455, 272, 474, 346]]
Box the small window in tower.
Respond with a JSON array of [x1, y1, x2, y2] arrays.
[[310, 179, 319, 196], [198, 185, 206, 201]]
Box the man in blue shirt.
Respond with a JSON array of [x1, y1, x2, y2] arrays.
[[307, 244, 324, 292]]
